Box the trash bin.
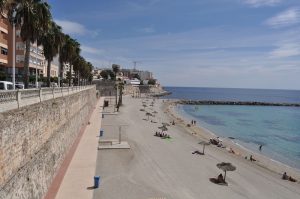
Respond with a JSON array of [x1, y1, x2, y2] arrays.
[[100, 129, 104, 137], [94, 176, 100, 188]]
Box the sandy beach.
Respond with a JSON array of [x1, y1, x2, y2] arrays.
[[93, 95, 300, 199]]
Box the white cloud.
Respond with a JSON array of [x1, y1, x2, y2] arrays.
[[55, 19, 87, 35], [269, 43, 300, 58], [265, 8, 300, 28], [81, 46, 105, 55], [243, 0, 282, 7], [82, 27, 300, 89]]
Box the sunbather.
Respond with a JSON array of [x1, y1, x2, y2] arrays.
[[250, 155, 256, 161], [282, 172, 288, 180], [217, 174, 225, 183], [289, 176, 297, 182]]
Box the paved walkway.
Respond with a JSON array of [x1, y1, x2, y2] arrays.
[[45, 97, 104, 199]]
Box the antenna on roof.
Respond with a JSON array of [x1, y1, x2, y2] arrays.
[[133, 61, 142, 70]]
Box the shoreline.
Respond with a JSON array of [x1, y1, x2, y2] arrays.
[[163, 99, 300, 181]]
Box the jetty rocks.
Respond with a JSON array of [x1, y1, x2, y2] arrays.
[[177, 100, 300, 107]]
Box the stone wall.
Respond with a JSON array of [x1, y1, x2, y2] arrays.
[[0, 86, 96, 199], [92, 80, 116, 96]]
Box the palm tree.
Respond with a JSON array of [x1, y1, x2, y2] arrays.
[[68, 39, 80, 86], [58, 34, 71, 86], [112, 64, 120, 105], [38, 21, 63, 87], [73, 55, 84, 86], [58, 35, 80, 86], [79, 61, 93, 85], [118, 82, 124, 106], [12, 0, 52, 88], [0, 0, 8, 12]]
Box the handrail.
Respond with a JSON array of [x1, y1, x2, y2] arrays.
[[0, 85, 95, 112]]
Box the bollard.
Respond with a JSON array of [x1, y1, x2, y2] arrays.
[[100, 130, 104, 137], [94, 176, 100, 188], [102, 114, 104, 118]]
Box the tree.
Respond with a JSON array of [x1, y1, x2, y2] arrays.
[[0, 70, 7, 80], [112, 64, 120, 106], [0, 0, 8, 12], [58, 34, 80, 86], [148, 79, 156, 85], [100, 70, 109, 79], [12, 0, 52, 88], [112, 64, 120, 75], [118, 82, 124, 106], [38, 21, 63, 87], [68, 39, 80, 86], [132, 74, 140, 80]]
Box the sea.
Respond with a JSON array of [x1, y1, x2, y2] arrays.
[[163, 87, 300, 170]]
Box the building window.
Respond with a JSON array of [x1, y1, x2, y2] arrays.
[[16, 55, 24, 63], [1, 47, 8, 55], [16, 30, 21, 37]]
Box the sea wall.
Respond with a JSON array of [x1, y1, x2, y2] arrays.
[[177, 100, 300, 107], [0, 86, 96, 199]]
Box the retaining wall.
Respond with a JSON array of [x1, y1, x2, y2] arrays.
[[0, 86, 96, 199]]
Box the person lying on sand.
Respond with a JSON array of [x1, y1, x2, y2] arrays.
[[154, 132, 170, 139], [282, 172, 288, 180], [217, 173, 225, 183], [192, 150, 203, 155], [229, 147, 235, 154], [209, 174, 227, 185], [282, 172, 297, 182], [210, 138, 219, 145], [250, 155, 256, 162]]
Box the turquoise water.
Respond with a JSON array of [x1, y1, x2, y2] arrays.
[[178, 105, 300, 169]]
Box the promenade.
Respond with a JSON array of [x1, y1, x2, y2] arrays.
[[45, 97, 105, 199]]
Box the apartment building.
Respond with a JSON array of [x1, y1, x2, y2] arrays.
[[1, 12, 57, 82], [11, 30, 46, 81], [0, 13, 9, 77], [120, 68, 153, 81]]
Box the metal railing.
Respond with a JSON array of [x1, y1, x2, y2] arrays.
[[0, 85, 95, 112]]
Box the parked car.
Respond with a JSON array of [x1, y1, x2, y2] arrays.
[[15, 83, 25, 89], [0, 81, 14, 90]]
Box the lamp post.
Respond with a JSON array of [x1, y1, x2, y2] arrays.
[[35, 42, 38, 88], [12, 9, 16, 90]]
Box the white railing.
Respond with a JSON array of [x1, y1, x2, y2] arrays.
[[0, 85, 95, 112]]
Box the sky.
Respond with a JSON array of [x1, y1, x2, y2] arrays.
[[49, 0, 300, 89]]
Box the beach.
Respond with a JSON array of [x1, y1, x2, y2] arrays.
[[93, 95, 300, 199], [165, 100, 300, 178]]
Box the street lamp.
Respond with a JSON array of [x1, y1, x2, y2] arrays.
[[12, 8, 16, 90], [35, 42, 38, 88]]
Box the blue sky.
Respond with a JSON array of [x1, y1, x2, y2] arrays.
[[49, 0, 300, 89]]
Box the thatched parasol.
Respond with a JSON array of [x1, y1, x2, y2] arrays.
[[216, 162, 236, 182], [158, 125, 168, 132], [145, 112, 152, 120], [162, 122, 170, 126], [198, 141, 210, 154]]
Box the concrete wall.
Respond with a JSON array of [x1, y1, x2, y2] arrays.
[[0, 87, 96, 199]]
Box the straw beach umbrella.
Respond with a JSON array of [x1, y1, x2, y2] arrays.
[[145, 112, 152, 120], [198, 141, 210, 154], [158, 125, 168, 132], [162, 122, 170, 126], [216, 162, 236, 182]]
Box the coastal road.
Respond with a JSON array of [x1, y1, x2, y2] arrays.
[[93, 96, 300, 199]]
